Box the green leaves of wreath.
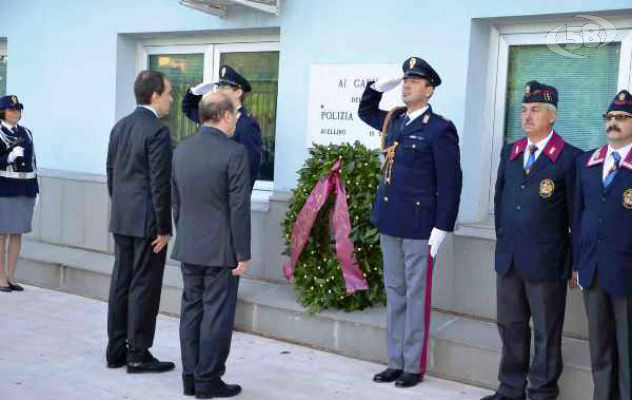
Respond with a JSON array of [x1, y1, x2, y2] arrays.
[[282, 142, 386, 312]]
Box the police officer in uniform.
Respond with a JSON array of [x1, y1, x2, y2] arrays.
[[572, 90, 632, 400], [182, 65, 262, 190], [358, 57, 462, 388], [0, 95, 38, 293], [485, 81, 582, 400]]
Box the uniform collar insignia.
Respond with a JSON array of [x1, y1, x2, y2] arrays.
[[509, 137, 528, 161], [509, 131, 566, 163], [622, 148, 632, 170], [540, 131, 565, 163], [586, 145, 608, 167]]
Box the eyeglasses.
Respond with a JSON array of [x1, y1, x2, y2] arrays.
[[603, 113, 632, 122]]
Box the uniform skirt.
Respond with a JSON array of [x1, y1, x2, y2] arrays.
[[0, 196, 36, 234]]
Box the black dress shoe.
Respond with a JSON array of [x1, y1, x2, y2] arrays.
[[107, 359, 126, 368], [183, 375, 195, 396], [480, 394, 525, 400], [0, 285, 11, 292], [8, 282, 23, 291], [395, 372, 420, 388], [373, 368, 403, 383], [127, 357, 175, 373], [195, 379, 242, 399]]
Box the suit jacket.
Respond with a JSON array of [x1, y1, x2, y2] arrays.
[[358, 82, 462, 239], [573, 146, 632, 295], [171, 126, 251, 267], [494, 132, 582, 281], [182, 90, 262, 188], [106, 107, 173, 238]]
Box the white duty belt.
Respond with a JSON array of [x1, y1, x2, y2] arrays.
[[0, 170, 37, 179]]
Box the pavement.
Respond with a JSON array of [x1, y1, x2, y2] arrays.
[[0, 285, 492, 400]]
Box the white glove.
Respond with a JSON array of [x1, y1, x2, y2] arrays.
[[372, 76, 402, 93], [428, 228, 448, 258], [7, 146, 24, 164], [191, 82, 215, 96]]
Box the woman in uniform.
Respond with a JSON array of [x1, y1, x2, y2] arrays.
[[0, 95, 38, 292]]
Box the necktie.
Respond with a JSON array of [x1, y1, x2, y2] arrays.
[[524, 144, 538, 174], [603, 151, 621, 188]]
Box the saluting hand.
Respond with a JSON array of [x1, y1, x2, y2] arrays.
[[151, 234, 170, 254], [372, 76, 403, 93], [232, 261, 249, 277]]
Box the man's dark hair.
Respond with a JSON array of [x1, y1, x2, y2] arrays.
[[199, 93, 235, 124], [134, 70, 167, 105], [0, 110, 5, 120]]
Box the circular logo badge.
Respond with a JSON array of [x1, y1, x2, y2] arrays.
[[623, 188, 632, 210], [539, 179, 555, 198]]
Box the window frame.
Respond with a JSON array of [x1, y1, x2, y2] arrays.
[[0, 39, 6, 96], [484, 19, 632, 215], [136, 36, 280, 194]]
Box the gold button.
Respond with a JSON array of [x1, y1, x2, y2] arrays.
[[416, 201, 420, 206], [384, 196, 389, 202], [412, 144, 416, 149]]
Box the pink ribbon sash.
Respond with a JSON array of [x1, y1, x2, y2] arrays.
[[283, 159, 369, 294]]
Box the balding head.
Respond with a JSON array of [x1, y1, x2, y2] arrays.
[[199, 92, 237, 136]]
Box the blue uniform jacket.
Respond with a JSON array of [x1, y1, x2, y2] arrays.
[[494, 132, 582, 281], [182, 89, 262, 189], [358, 83, 462, 240], [0, 124, 38, 197], [573, 146, 632, 296]]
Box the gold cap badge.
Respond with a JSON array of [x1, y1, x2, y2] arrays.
[[221, 67, 226, 78], [11, 96, 17, 104], [524, 85, 531, 96], [619, 92, 626, 101], [624, 188, 632, 209], [539, 179, 555, 199], [409, 57, 416, 69]]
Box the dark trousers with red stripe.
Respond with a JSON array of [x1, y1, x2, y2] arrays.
[[380, 234, 432, 376], [496, 266, 567, 400]]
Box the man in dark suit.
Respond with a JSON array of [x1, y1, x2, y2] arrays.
[[172, 91, 251, 399], [572, 90, 632, 400], [105, 70, 175, 373], [182, 65, 262, 189], [484, 81, 582, 400], [358, 57, 462, 388]]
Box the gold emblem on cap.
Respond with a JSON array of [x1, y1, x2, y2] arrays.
[[11, 95, 17, 104], [619, 92, 626, 101], [544, 93, 552, 102], [221, 67, 226, 78], [525, 85, 531, 95], [624, 188, 632, 210], [409, 57, 416, 69], [539, 179, 555, 199]]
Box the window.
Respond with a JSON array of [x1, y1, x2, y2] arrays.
[[0, 39, 6, 96], [485, 20, 632, 213], [216, 46, 279, 183], [139, 40, 280, 189], [504, 43, 621, 150], [149, 53, 204, 144]]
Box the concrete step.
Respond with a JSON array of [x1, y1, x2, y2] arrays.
[[16, 240, 593, 399]]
